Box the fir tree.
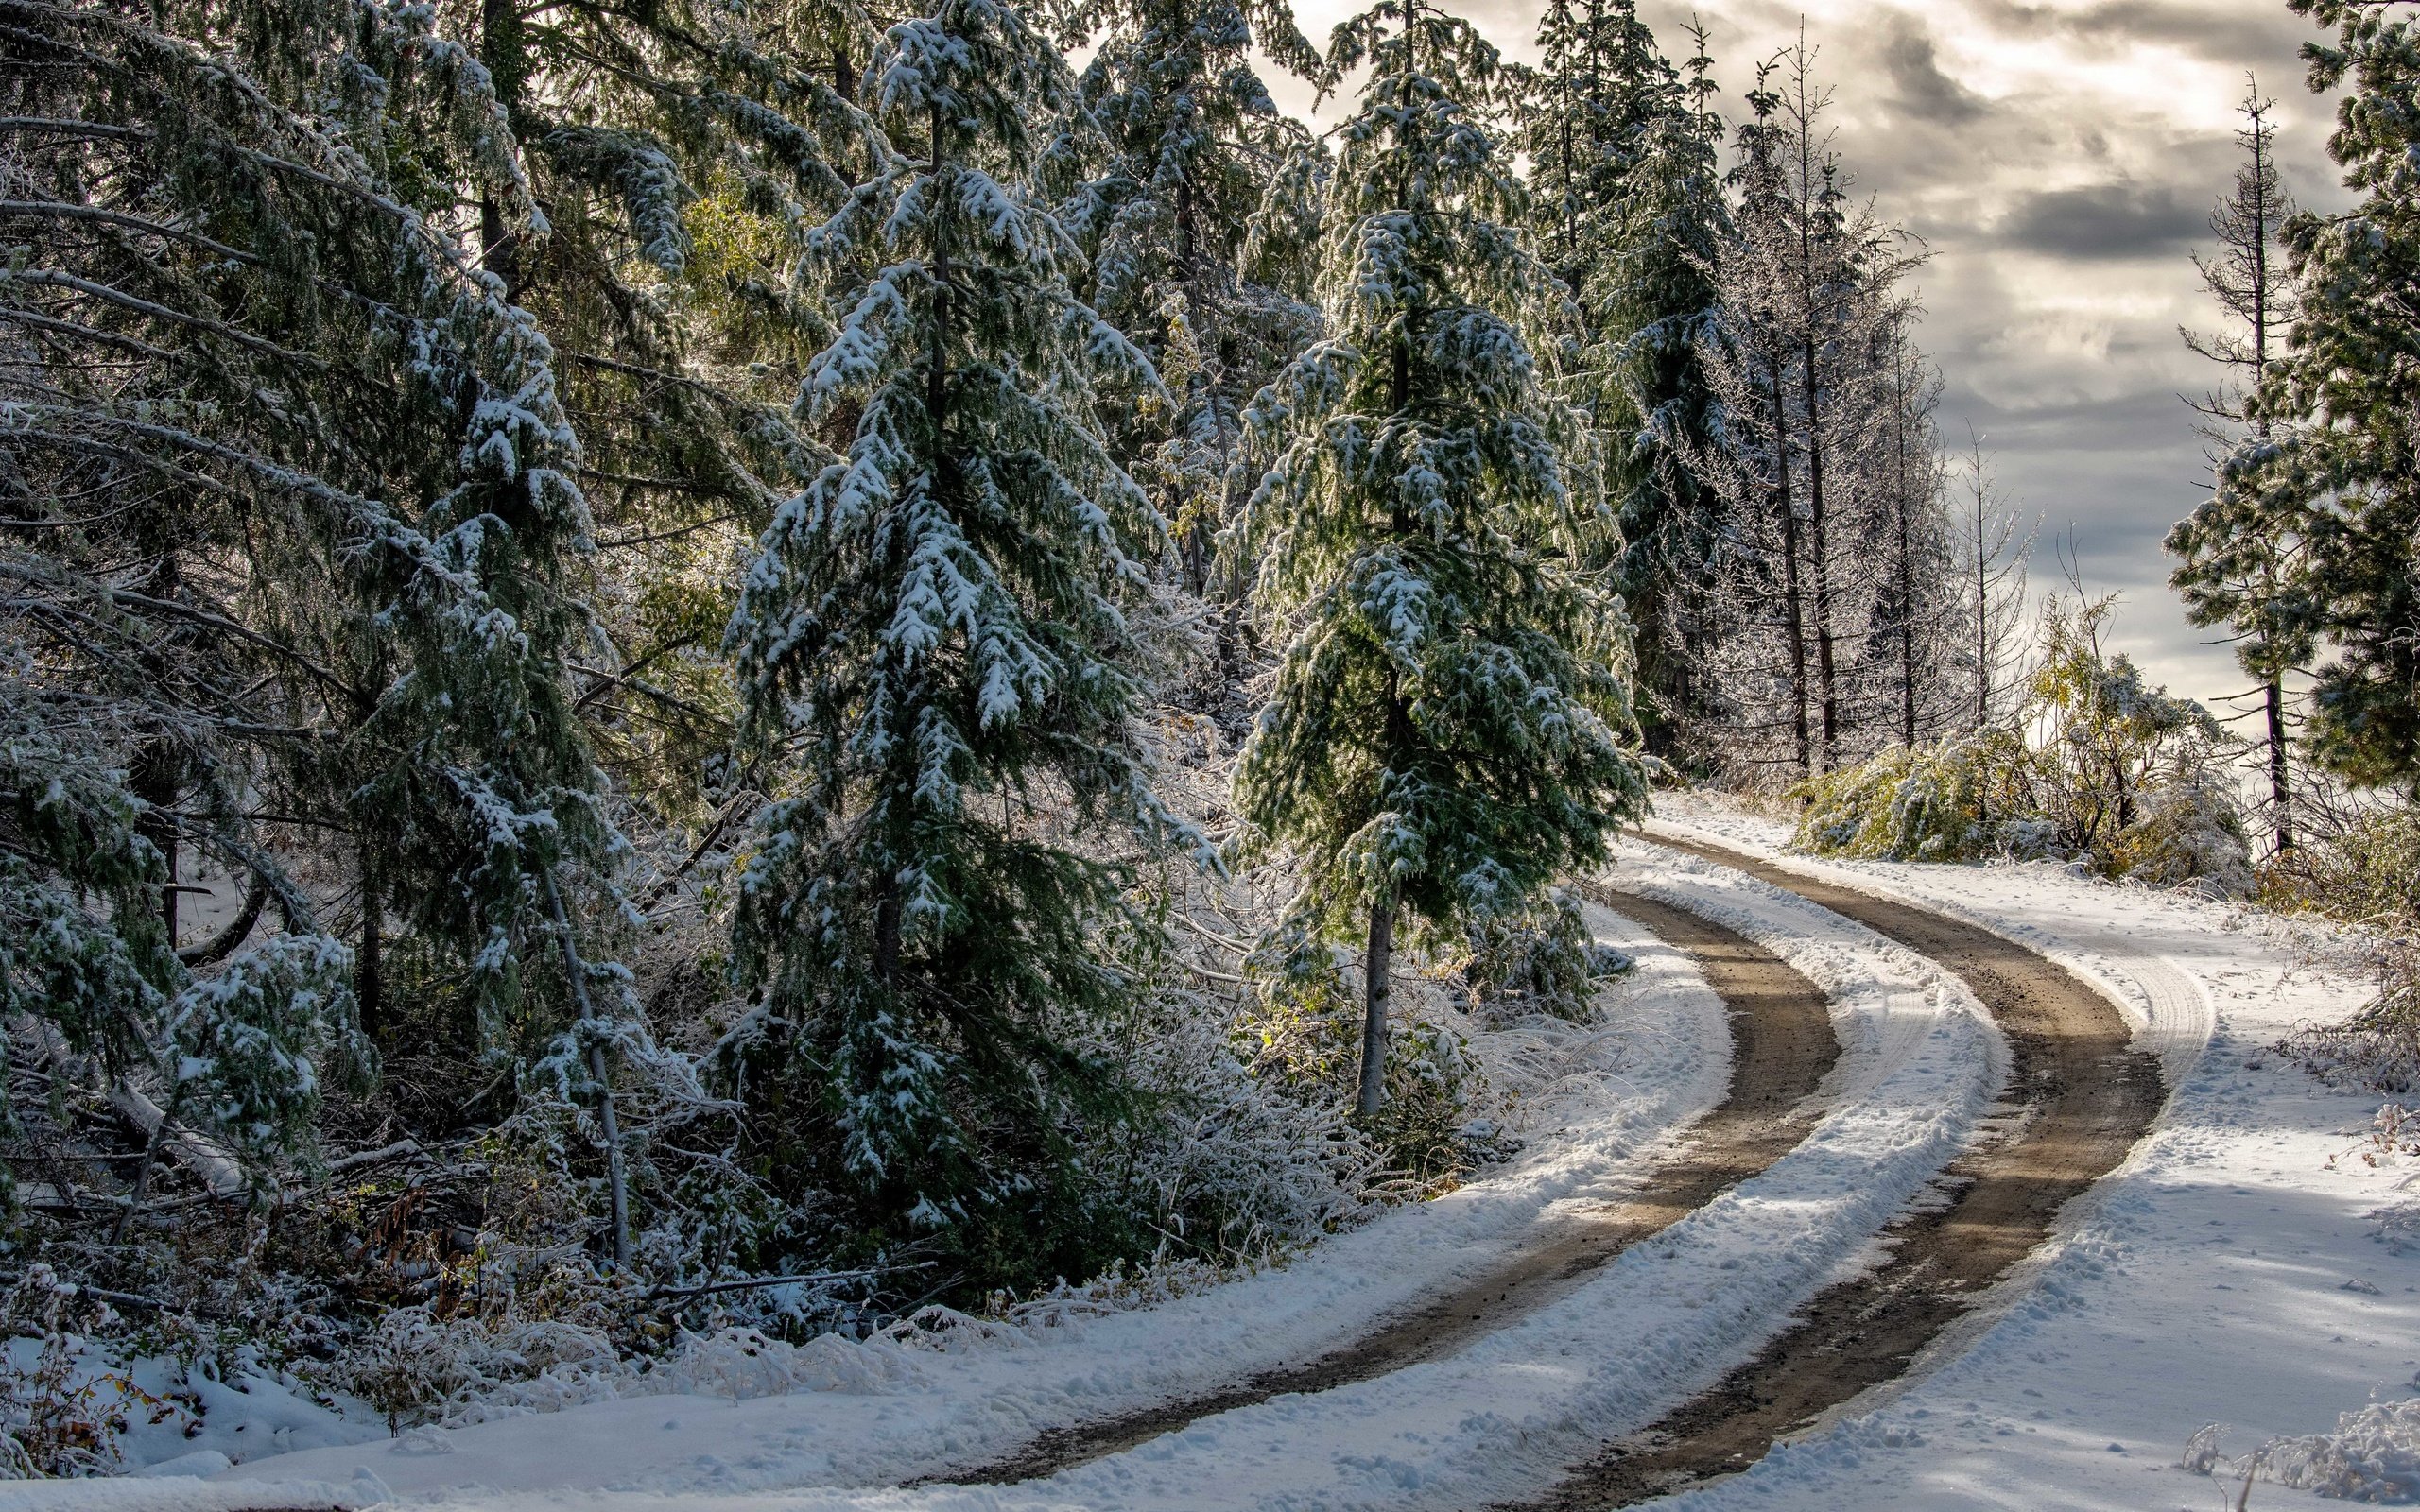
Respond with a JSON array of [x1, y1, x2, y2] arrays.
[[1056, 0, 1321, 600], [727, 0, 1193, 1277], [1588, 20, 1730, 754], [0, 0, 657, 1257], [1230, 0, 1648, 1118]]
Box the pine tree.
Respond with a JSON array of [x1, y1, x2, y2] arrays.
[[1230, 0, 1647, 1118], [1056, 0, 1320, 600], [0, 0, 647, 1242], [1685, 43, 1923, 780], [2224, 0, 2420, 793], [2168, 78, 2310, 850], [1686, 66, 1815, 779], [444, 0, 886, 855], [727, 0, 1192, 1276], [1522, 4, 1728, 754]]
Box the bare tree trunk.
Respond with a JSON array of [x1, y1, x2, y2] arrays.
[[1768, 356, 1811, 778], [2266, 675, 2292, 855], [1357, 895, 1394, 1119], [1801, 336, 1837, 770], [356, 841, 383, 1042]]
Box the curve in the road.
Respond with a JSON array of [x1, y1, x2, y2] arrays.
[[942, 885, 1841, 1488], [1504, 835, 2169, 1511]]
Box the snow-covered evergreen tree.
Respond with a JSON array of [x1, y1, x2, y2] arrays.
[[0, 0, 666, 1244], [727, 0, 1195, 1278], [1230, 0, 1648, 1118], [2224, 0, 2420, 794], [1522, 5, 1728, 755], [1056, 0, 1321, 600], [1683, 42, 1927, 781]]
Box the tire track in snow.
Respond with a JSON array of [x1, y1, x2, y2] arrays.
[[1505, 835, 2169, 1510], [942, 887, 1841, 1487]]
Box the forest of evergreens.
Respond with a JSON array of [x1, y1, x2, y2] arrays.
[[5, 0, 2420, 1472]]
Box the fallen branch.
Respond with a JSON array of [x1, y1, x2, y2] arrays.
[[643, 1263, 933, 1303]]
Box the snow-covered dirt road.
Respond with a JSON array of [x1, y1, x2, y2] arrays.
[[25, 808, 2398, 1512], [946, 885, 1842, 1486], [1512, 833, 2169, 1507]]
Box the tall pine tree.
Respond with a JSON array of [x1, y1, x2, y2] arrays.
[[2168, 79, 2310, 849], [1231, 0, 1647, 1117], [728, 0, 1192, 1278], [2225, 0, 2420, 793], [1056, 0, 1321, 599]]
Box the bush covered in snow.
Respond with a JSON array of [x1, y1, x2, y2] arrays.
[[1789, 599, 2254, 896], [2188, 1400, 2420, 1504], [1458, 889, 1630, 1025], [2272, 801, 2420, 1092], [1790, 734, 2045, 864]]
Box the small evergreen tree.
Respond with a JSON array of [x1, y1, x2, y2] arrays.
[[728, 0, 1192, 1280], [1230, 0, 1648, 1118]]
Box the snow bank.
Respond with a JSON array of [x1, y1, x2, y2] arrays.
[[1639, 793, 2406, 1512], [213, 906, 1735, 1501]]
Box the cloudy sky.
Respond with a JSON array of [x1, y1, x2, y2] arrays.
[[1267, 0, 2346, 724]]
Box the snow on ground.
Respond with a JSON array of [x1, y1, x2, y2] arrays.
[[184, 850, 1999, 1512], [1645, 795, 2410, 1512], [35, 797, 2386, 1512], [193, 906, 1739, 1502]]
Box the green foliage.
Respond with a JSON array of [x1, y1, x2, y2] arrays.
[[1230, 0, 1650, 966], [1461, 887, 1623, 1023], [1238, 925, 1502, 1184], [1521, 3, 1727, 747], [2263, 804, 2420, 925], [2212, 0, 2420, 792], [1057, 0, 1321, 587], [1790, 733, 2043, 864], [726, 0, 1195, 1282]]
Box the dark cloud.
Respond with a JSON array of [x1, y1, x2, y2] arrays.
[[1880, 14, 1990, 124], [1994, 181, 2210, 259]]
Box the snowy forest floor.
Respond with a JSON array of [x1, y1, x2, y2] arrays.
[[10, 796, 2407, 1512]]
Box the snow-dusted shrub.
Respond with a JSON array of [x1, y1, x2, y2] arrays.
[[1241, 924, 1507, 1192], [2287, 937, 2420, 1092], [1792, 607, 2253, 899], [1790, 734, 2042, 863], [1461, 888, 1627, 1024], [1099, 982, 1377, 1260], [0, 1269, 134, 1478], [2264, 1399, 2420, 1503], [332, 1305, 623, 1430], [2267, 800, 2420, 1092], [2104, 759, 2256, 898], [2262, 803, 2420, 924]]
